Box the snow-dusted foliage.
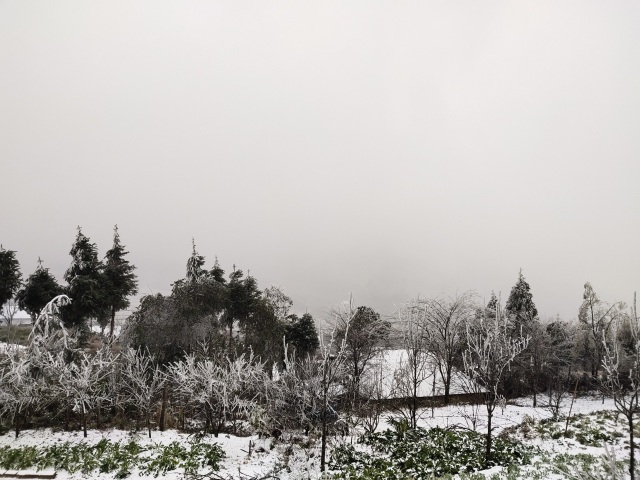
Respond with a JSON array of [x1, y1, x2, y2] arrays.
[[120, 348, 165, 438], [185, 238, 206, 283], [168, 352, 267, 437], [267, 342, 324, 434], [263, 285, 293, 322], [0, 351, 48, 437], [463, 301, 529, 465], [601, 292, 640, 480], [47, 346, 117, 437], [29, 294, 74, 352]]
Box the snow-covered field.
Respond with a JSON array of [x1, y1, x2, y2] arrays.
[[0, 394, 629, 480]]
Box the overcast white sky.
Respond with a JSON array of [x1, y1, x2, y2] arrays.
[[1, 0, 639, 321]]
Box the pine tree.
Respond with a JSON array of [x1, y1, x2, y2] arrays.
[[104, 225, 138, 338], [16, 258, 63, 321], [505, 269, 538, 333], [210, 256, 226, 284], [62, 227, 108, 328], [0, 245, 22, 308], [186, 238, 206, 283]]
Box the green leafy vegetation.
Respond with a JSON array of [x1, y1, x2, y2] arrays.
[[0, 437, 224, 478], [329, 426, 532, 479]]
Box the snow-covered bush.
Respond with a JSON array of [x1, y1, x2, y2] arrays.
[[0, 351, 48, 437], [168, 352, 267, 436], [120, 348, 165, 438], [46, 345, 117, 437]]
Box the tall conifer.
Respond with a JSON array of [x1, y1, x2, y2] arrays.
[[104, 225, 138, 338]]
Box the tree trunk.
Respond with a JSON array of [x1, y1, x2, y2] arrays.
[[14, 411, 19, 439], [444, 363, 452, 405], [485, 407, 492, 467], [109, 307, 116, 340], [147, 415, 152, 439], [321, 367, 328, 472], [82, 406, 88, 438], [630, 414, 635, 480], [159, 384, 168, 431]]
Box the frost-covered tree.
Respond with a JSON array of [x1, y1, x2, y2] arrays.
[[602, 293, 640, 480], [0, 352, 48, 437], [505, 270, 538, 333], [16, 258, 63, 322], [394, 299, 433, 428], [0, 245, 22, 314], [186, 238, 206, 283], [268, 341, 320, 433], [463, 301, 529, 466], [62, 227, 108, 328], [104, 225, 138, 339], [263, 285, 293, 323], [48, 346, 116, 437], [425, 292, 477, 405], [121, 348, 165, 438], [168, 353, 266, 436], [29, 294, 75, 353], [319, 298, 356, 472], [579, 282, 622, 378]]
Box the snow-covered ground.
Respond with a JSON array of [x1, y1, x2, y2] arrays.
[[0, 393, 628, 479]]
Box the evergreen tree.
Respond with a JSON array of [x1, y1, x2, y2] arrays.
[[222, 268, 261, 340], [505, 270, 538, 333], [186, 238, 206, 283], [502, 271, 539, 397], [62, 227, 108, 328], [104, 225, 138, 338], [16, 258, 63, 321], [210, 257, 226, 284], [0, 245, 22, 308], [285, 313, 320, 358], [171, 243, 227, 325]]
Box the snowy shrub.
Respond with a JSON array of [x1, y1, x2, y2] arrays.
[[329, 426, 532, 479], [168, 352, 267, 436]]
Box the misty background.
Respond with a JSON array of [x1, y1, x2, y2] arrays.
[[1, 0, 639, 322]]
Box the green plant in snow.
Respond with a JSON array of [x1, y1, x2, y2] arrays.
[[329, 426, 532, 479], [0, 437, 224, 477]]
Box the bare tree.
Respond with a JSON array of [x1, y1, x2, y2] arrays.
[[424, 291, 477, 405], [463, 301, 529, 466], [391, 299, 433, 429], [1, 299, 19, 327], [601, 292, 640, 480], [336, 304, 389, 408], [319, 297, 355, 472]]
